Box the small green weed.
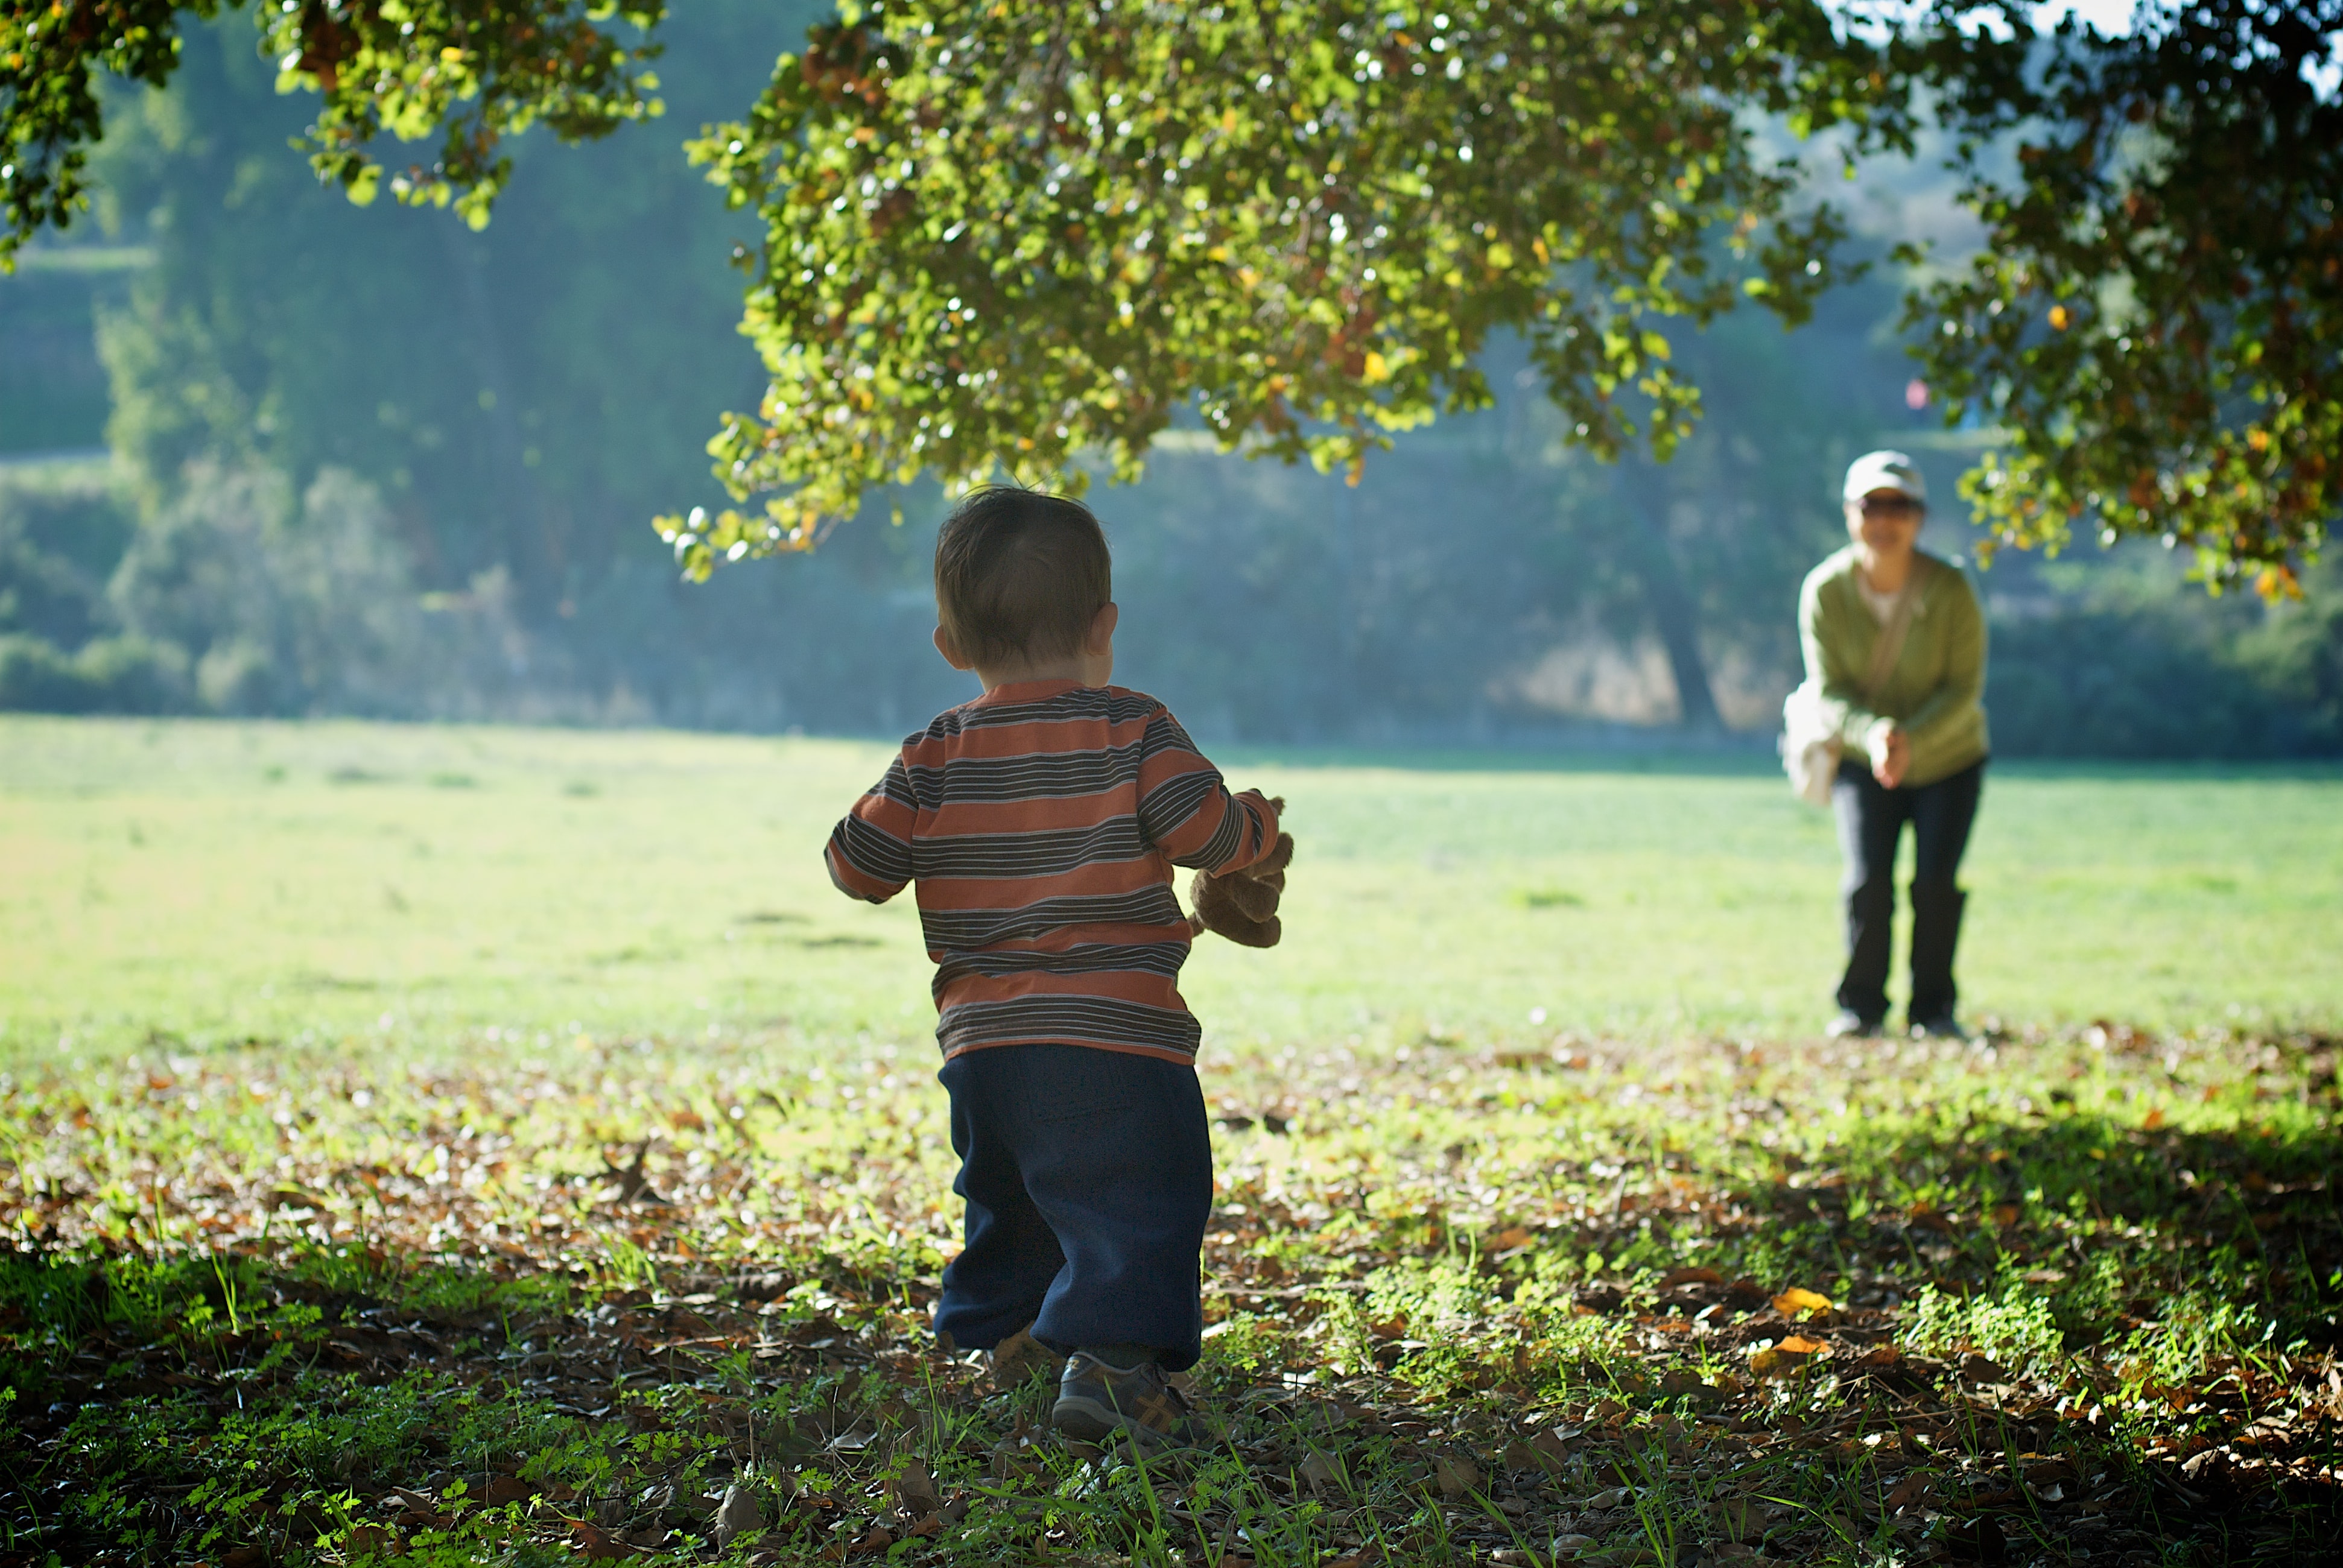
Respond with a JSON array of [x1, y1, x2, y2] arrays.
[[1904, 1274, 2068, 1377]]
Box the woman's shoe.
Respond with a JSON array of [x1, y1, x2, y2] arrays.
[[1910, 1015, 1970, 1042], [1826, 1010, 1883, 1038]]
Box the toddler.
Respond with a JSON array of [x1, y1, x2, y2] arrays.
[[823, 487, 1286, 1448]]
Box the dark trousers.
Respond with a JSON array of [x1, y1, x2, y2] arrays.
[[1831, 756, 1985, 1025], [933, 1043, 1213, 1373]]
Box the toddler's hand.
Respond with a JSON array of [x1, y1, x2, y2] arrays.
[[1190, 798, 1293, 947]]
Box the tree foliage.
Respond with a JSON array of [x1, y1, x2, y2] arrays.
[[1903, 0, 2343, 595], [661, 0, 1885, 571], [1, 0, 662, 241], [5, 0, 2336, 588]]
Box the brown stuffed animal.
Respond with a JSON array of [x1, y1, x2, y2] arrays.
[[1190, 797, 1293, 948]]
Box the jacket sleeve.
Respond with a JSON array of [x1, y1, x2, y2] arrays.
[[1133, 707, 1281, 874], [1900, 569, 1988, 747], [823, 751, 915, 903], [1800, 572, 1893, 753]]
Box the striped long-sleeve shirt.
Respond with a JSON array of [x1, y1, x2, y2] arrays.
[[824, 680, 1281, 1064]]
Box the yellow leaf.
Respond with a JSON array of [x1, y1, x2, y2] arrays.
[[1362, 350, 1389, 384], [2047, 305, 2072, 330], [1775, 1334, 1828, 1355], [1640, 330, 1672, 362], [2143, 1106, 2166, 1131], [1486, 240, 1515, 270], [1773, 1286, 1833, 1315], [1531, 236, 1550, 265]]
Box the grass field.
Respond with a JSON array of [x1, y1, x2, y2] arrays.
[[2, 717, 2338, 1063], [4, 716, 2342, 1568]]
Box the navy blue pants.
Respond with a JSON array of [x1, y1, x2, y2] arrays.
[[933, 1043, 1213, 1372], [1832, 756, 1986, 1025]]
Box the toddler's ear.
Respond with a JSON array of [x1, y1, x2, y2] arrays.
[[1085, 600, 1120, 654], [933, 625, 975, 671]]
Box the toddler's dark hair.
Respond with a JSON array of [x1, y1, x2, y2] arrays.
[[933, 487, 1111, 669]]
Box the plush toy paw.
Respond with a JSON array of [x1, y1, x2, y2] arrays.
[[1191, 864, 1282, 946], [1190, 800, 1293, 948]]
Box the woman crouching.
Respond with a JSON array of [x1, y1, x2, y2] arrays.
[[1798, 450, 1989, 1040]]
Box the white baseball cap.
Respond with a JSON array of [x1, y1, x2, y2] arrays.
[[1843, 450, 1927, 505]]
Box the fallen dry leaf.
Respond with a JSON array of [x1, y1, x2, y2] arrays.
[[1772, 1286, 1834, 1316], [1660, 1265, 1725, 1288], [1711, 1496, 1764, 1540], [599, 1138, 670, 1207], [712, 1483, 764, 1547], [892, 1456, 941, 1516], [1749, 1336, 1827, 1378], [569, 1521, 628, 1563], [1434, 1455, 1483, 1499]]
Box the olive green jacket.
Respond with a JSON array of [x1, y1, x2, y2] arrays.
[[1798, 545, 1990, 788]]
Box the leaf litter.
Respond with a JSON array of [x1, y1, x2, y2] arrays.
[[2, 1019, 2341, 1564]]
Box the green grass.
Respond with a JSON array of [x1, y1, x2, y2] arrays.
[[4, 716, 2342, 1566], [2, 716, 2337, 1064]]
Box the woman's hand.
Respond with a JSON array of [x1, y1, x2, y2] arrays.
[[1871, 726, 1912, 789]]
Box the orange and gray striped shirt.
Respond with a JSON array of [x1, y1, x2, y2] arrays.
[[824, 679, 1281, 1064]]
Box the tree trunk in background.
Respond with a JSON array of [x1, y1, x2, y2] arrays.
[[1614, 457, 1722, 730], [442, 226, 562, 619]]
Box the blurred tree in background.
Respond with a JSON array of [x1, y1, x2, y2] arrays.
[[0, 0, 2335, 751], [81, 2, 789, 626], [8, 0, 2337, 581]]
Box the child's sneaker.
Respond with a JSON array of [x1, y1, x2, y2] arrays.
[[1051, 1351, 1208, 1450], [988, 1324, 1067, 1387]]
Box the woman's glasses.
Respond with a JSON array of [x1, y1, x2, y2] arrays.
[[1858, 495, 1923, 519]]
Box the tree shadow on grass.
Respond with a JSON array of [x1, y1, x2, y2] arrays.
[[1627, 1101, 2343, 1564]]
